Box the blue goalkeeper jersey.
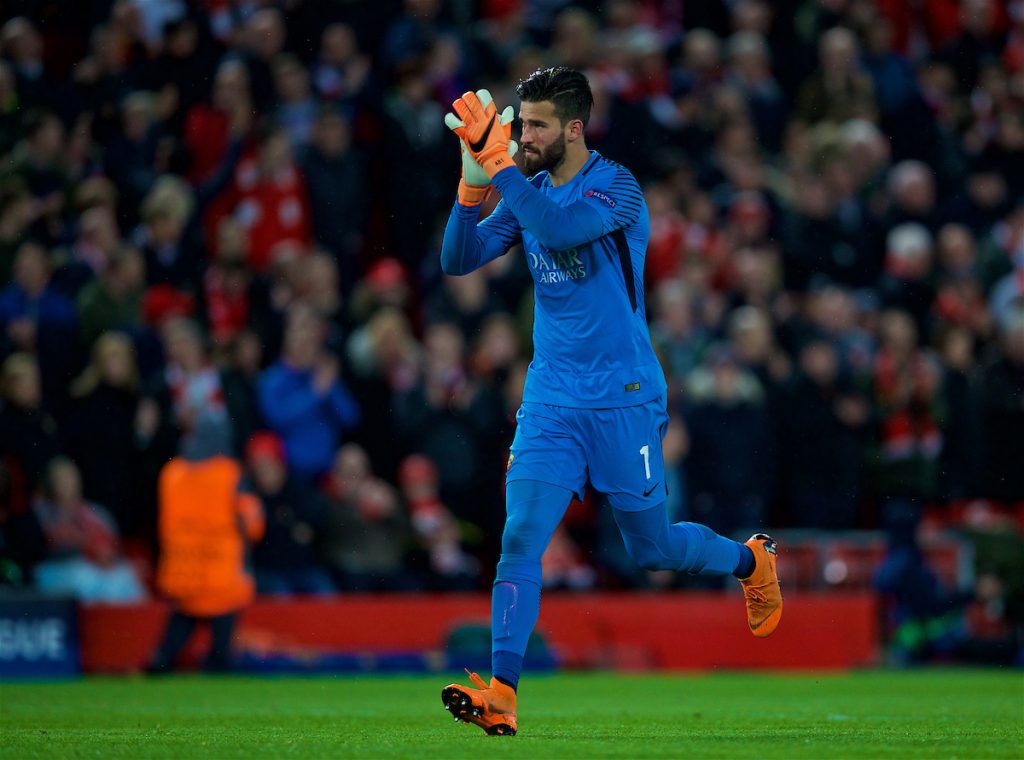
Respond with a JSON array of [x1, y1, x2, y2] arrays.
[[441, 151, 666, 409]]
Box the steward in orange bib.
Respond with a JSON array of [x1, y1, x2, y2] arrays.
[[149, 418, 264, 672]]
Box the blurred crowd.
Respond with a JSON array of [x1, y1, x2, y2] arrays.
[[0, 0, 1022, 604]]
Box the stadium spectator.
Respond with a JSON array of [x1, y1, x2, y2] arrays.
[[216, 124, 313, 273], [218, 328, 265, 456], [346, 257, 414, 327], [874, 500, 970, 665], [729, 306, 791, 393], [0, 456, 47, 586], [320, 442, 413, 591], [883, 161, 941, 234], [246, 430, 334, 596], [0, 353, 60, 500], [4, 110, 68, 247], [469, 312, 524, 391], [183, 60, 254, 185], [59, 205, 121, 295], [947, 156, 1013, 238], [796, 26, 877, 125], [138, 16, 216, 135], [312, 23, 371, 109], [681, 345, 773, 536], [781, 338, 869, 529], [76, 245, 146, 348], [980, 310, 1024, 503], [235, 8, 286, 114], [299, 107, 367, 288], [344, 306, 420, 477], [392, 321, 507, 536], [70, 22, 137, 144], [0, 241, 79, 405], [202, 217, 256, 348], [726, 30, 787, 152], [380, 64, 459, 269], [0, 62, 18, 155], [258, 303, 359, 481], [650, 279, 710, 391], [0, 179, 36, 286], [802, 283, 876, 378], [1, 17, 49, 109], [860, 11, 919, 120], [426, 269, 505, 338], [133, 176, 200, 289], [869, 309, 946, 504], [63, 331, 165, 534], [271, 53, 317, 150], [103, 91, 164, 209], [933, 223, 993, 341], [150, 317, 231, 454], [781, 172, 863, 292], [32, 457, 145, 602], [381, 0, 468, 77], [398, 453, 479, 591], [989, 262, 1024, 328], [935, 325, 983, 502], [939, 0, 1005, 94], [879, 223, 937, 335], [290, 250, 344, 328]]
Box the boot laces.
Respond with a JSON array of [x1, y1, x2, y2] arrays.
[[746, 584, 769, 605], [465, 669, 489, 690]]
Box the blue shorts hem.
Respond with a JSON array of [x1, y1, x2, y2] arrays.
[[505, 472, 582, 502]]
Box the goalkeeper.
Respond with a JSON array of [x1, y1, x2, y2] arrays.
[[438, 67, 783, 736]]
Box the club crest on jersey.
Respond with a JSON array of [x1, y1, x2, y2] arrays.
[[585, 189, 616, 208]]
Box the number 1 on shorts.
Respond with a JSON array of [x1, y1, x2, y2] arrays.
[[640, 444, 650, 480]]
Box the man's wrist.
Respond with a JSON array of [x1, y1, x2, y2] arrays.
[[457, 179, 489, 207], [483, 153, 516, 178], [489, 163, 521, 191]]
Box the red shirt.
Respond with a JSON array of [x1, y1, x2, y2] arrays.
[[184, 104, 231, 184], [220, 158, 313, 272]]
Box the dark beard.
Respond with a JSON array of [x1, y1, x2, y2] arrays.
[[522, 133, 567, 174]]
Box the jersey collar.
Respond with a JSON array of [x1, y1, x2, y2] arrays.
[[538, 150, 601, 189]]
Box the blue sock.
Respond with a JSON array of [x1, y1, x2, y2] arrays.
[[733, 544, 756, 579], [612, 503, 744, 575], [491, 480, 574, 691], [492, 650, 524, 691]]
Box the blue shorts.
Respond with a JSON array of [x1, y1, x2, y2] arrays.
[[506, 398, 668, 511]]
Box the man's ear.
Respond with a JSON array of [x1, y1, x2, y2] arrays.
[[565, 119, 585, 143]]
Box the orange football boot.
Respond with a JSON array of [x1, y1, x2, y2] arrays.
[[441, 670, 517, 736], [740, 533, 783, 637]]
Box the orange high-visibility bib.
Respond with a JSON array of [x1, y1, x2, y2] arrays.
[[156, 456, 263, 617]]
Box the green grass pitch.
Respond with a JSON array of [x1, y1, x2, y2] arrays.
[[2, 671, 1022, 758]]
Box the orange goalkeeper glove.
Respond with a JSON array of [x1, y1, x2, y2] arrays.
[[445, 89, 518, 206], [447, 89, 518, 182]]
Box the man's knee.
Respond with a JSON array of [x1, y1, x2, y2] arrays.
[[501, 509, 547, 560]]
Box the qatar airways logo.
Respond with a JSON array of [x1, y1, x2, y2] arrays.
[[527, 249, 587, 284]]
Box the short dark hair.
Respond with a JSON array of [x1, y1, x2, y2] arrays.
[[515, 66, 593, 128]]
